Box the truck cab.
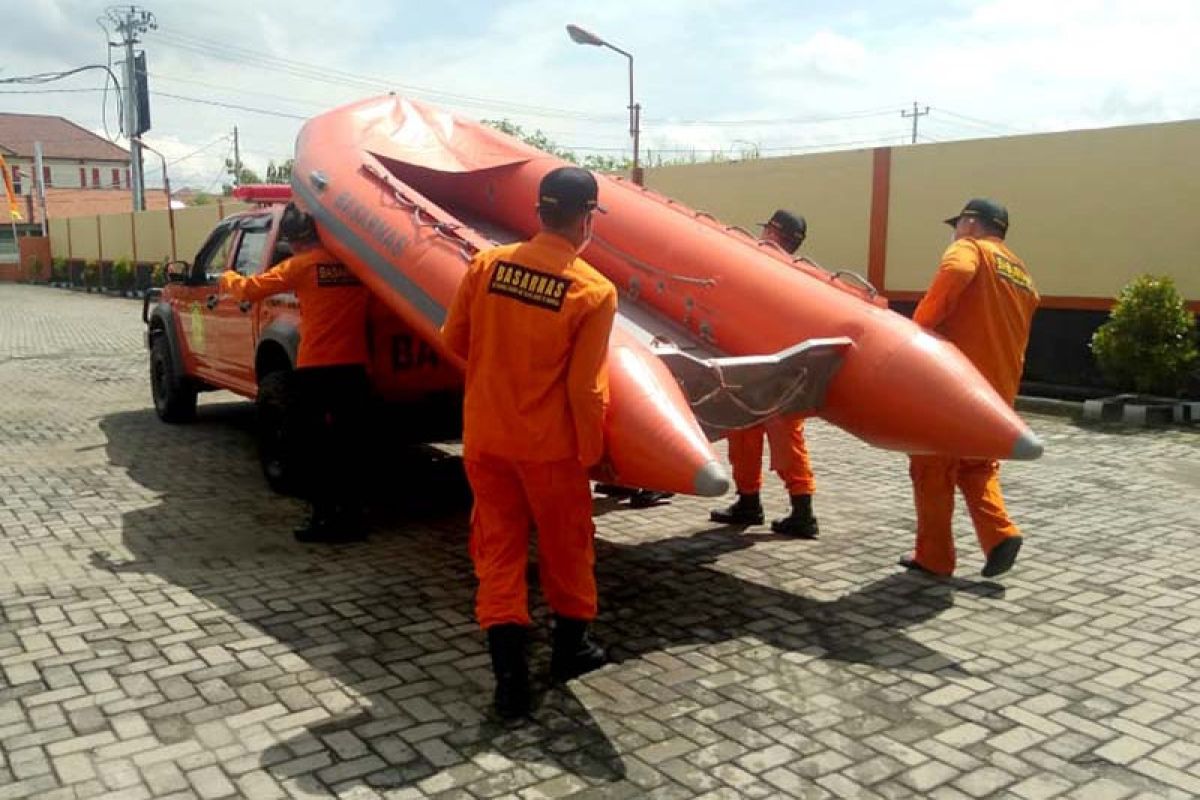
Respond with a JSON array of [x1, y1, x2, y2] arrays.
[[143, 187, 464, 492]]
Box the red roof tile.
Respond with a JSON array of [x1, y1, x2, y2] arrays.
[[0, 113, 129, 162]]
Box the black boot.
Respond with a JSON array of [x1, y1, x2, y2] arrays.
[[629, 490, 674, 509], [550, 616, 608, 682], [770, 494, 819, 539], [486, 624, 530, 719], [710, 493, 765, 525], [294, 504, 367, 544]]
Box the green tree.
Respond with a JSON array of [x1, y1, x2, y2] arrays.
[[1090, 274, 1199, 396], [266, 159, 294, 183], [221, 158, 262, 195]]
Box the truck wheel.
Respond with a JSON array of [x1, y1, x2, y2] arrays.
[[150, 334, 197, 423], [257, 370, 302, 496]]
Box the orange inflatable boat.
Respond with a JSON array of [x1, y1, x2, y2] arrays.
[[292, 96, 1042, 494]]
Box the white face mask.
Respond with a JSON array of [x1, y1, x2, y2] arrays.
[[577, 213, 594, 253]]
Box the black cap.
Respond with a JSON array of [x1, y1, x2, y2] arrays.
[[760, 209, 807, 244], [537, 167, 605, 214], [944, 197, 1008, 233]]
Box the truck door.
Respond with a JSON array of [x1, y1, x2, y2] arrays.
[[217, 216, 273, 391], [178, 221, 237, 382]]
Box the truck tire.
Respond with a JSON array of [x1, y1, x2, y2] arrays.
[[150, 334, 198, 423], [257, 369, 302, 496]]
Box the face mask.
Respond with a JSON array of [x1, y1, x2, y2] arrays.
[[578, 213, 594, 253]]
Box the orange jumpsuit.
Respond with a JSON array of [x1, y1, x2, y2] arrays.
[[909, 236, 1039, 575], [220, 244, 368, 367], [221, 244, 369, 514], [727, 416, 814, 495], [442, 232, 617, 629]]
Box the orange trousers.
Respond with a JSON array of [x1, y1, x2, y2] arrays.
[[909, 455, 1021, 575], [727, 416, 815, 495], [465, 454, 597, 629]]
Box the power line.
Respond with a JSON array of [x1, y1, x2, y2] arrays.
[[155, 27, 622, 123], [152, 90, 308, 121], [164, 134, 233, 166], [0, 87, 108, 94]]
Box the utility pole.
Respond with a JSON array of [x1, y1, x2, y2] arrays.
[[232, 126, 241, 187], [901, 101, 930, 145], [107, 5, 157, 211], [33, 142, 49, 236]]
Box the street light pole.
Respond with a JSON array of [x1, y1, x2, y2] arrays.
[[566, 24, 643, 186]]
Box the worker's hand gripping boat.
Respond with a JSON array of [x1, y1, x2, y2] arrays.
[[292, 96, 1042, 495]]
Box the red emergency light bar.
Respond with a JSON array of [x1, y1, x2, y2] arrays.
[[232, 184, 293, 204]]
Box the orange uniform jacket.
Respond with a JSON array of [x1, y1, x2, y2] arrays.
[[442, 232, 617, 467], [220, 244, 368, 368], [913, 237, 1039, 403]]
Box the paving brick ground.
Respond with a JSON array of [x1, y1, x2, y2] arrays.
[[2, 284, 1199, 799]]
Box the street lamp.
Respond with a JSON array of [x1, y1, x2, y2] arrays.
[[566, 23, 643, 186]]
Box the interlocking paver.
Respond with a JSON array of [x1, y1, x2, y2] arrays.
[[2, 284, 1200, 798]]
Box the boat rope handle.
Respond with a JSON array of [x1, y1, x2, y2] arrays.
[[724, 225, 755, 239], [592, 236, 717, 287], [362, 161, 481, 263], [689, 360, 813, 422], [830, 269, 878, 299]]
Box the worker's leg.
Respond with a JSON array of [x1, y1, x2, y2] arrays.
[[957, 458, 1023, 577], [523, 458, 607, 681], [465, 456, 534, 628], [906, 454, 959, 576], [711, 427, 766, 524], [766, 416, 818, 538]]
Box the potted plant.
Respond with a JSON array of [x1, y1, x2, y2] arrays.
[[1091, 275, 1198, 398], [51, 257, 67, 287], [112, 257, 134, 297], [83, 261, 100, 293], [152, 261, 166, 288]]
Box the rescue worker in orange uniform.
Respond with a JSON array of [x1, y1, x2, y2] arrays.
[[220, 203, 370, 544], [710, 209, 819, 539], [902, 198, 1039, 578], [442, 167, 616, 719]]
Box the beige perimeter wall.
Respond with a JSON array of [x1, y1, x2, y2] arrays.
[[647, 150, 874, 278], [647, 118, 1200, 304], [48, 202, 252, 264]]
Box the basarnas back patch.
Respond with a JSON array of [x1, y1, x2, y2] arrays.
[[487, 261, 571, 311], [316, 263, 361, 286]]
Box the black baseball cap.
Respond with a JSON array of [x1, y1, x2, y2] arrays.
[[537, 167, 606, 214], [760, 209, 807, 242], [944, 198, 1008, 232]]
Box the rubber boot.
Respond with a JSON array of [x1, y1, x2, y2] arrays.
[[629, 490, 674, 509], [486, 624, 530, 719], [550, 616, 608, 682], [294, 503, 366, 544], [710, 493, 765, 525], [770, 494, 819, 539]]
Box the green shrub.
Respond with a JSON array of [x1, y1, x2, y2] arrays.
[[152, 261, 166, 287], [51, 256, 67, 283], [84, 260, 100, 290], [1090, 275, 1199, 396], [113, 257, 134, 291]]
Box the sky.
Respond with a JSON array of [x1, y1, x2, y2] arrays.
[[3, 0, 1199, 190]]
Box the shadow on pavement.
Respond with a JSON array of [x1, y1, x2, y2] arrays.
[[94, 404, 977, 796]]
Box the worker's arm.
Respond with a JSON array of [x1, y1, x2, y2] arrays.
[[221, 252, 306, 301], [912, 240, 979, 330], [567, 287, 617, 468], [441, 255, 483, 360]]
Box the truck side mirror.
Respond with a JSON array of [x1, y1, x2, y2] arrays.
[[165, 261, 190, 283]]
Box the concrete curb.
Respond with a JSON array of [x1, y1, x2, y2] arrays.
[[1016, 395, 1081, 419]]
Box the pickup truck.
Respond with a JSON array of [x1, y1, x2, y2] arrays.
[[142, 194, 465, 493]]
